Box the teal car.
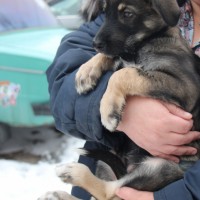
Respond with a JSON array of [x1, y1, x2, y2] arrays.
[[0, 28, 70, 126], [0, 0, 80, 142]]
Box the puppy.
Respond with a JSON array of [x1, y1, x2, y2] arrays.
[[39, 0, 200, 199]]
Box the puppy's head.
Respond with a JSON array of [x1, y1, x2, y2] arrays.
[[93, 0, 180, 58]]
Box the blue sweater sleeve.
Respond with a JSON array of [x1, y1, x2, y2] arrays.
[[46, 14, 125, 149], [154, 160, 200, 200]]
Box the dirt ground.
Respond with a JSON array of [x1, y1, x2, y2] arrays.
[[0, 126, 70, 163]]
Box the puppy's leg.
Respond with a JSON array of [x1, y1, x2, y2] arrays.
[[55, 163, 121, 200], [100, 66, 183, 131], [119, 157, 183, 191], [75, 53, 115, 94], [38, 190, 80, 200], [100, 67, 152, 131]]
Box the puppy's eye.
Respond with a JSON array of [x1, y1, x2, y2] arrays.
[[123, 10, 133, 18]]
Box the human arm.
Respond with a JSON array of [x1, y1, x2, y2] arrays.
[[47, 14, 125, 148], [116, 160, 200, 200]]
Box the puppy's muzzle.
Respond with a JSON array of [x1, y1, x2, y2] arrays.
[[93, 39, 106, 52]]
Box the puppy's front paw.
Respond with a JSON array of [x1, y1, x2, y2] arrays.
[[100, 89, 125, 132], [55, 163, 91, 186], [38, 191, 72, 200], [75, 62, 101, 94]]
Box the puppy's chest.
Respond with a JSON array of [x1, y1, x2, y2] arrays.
[[119, 38, 174, 71], [120, 48, 155, 71]]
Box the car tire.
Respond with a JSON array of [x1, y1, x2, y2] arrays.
[[0, 124, 11, 144]]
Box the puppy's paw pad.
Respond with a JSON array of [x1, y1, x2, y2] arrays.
[[101, 108, 121, 132], [55, 163, 89, 184], [75, 64, 100, 94], [75, 75, 97, 94], [100, 94, 125, 132]]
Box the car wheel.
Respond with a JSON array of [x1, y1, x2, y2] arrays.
[[0, 124, 11, 144]]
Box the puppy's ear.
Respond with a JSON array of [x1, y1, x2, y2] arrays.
[[152, 0, 180, 26], [80, 0, 103, 22]]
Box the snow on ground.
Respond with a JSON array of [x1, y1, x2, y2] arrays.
[[0, 136, 85, 200]]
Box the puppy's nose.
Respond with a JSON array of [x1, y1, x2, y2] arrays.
[[93, 40, 105, 51]]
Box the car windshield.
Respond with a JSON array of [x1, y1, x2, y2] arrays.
[[0, 0, 58, 32]]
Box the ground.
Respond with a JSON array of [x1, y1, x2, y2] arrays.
[[0, 127, 85, 200]]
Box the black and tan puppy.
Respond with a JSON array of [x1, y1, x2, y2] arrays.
[[39, 0, 200, 200]]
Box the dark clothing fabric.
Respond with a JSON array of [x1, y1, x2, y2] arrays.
[[47, 14, 125, 150], [154, 160, 200, 200], [47, 15, 125, 199], [47, 13, 200, 200]]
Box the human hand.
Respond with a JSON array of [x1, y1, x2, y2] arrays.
[[116, 187, 154, 200], [117, 96, 200, 162]]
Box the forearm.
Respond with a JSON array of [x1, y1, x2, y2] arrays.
[[47, 14, 125, 148], [49, 58, 124, 148]]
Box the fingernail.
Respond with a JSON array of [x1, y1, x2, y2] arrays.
[[191, 149, 197, 155], [171, 157, 180, 163], [174, 159, 179, 163], [184, 112, 192, 118]]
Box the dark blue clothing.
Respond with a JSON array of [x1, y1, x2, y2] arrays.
[[47, 14, 125, 199], [47, 14, 200, 200], [47, 14, 125, 150]]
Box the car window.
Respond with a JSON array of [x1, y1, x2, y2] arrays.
[[0, 0, 58, 32], [47, 0, 81, 16], [46, 0, 83, 30]]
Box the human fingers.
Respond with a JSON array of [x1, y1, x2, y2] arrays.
[[167, 131, 200, 145], [148, 131, 200, 158], [150, 144, 197, 161], [160, 144, 197, 157], [167, 116, 193, 134], [116, 187, 136, 200], [150, 152, 180, 163], [136, 130, 199, 159], [116, 187, 154, 200], [162, 102, 192, 120]]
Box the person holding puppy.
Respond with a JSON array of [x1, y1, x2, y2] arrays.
[[47, 0, 200, 199]]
